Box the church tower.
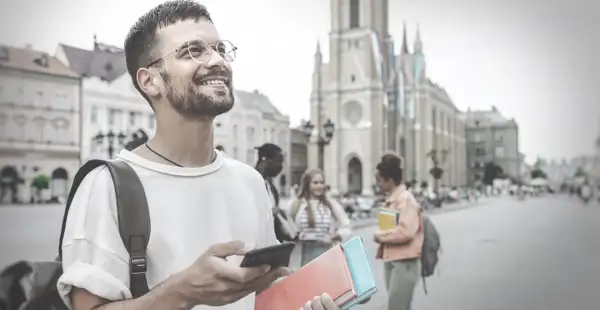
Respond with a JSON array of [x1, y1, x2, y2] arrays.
[[309, 0, 393, 195]]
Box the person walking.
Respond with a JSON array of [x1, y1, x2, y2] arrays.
[[373, 154, 424, 310], [255, 143, 296, 242], [290, 168, 351, 266]]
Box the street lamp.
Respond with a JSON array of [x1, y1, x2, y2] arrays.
[[427, 148, 450, 207], [93, 130, 127, 158], [302, 118, 335, 171]]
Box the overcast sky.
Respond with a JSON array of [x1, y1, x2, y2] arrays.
[[1, 0, 599, 162]]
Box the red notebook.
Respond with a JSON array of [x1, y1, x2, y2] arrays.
[[255, 244, 356, 310]]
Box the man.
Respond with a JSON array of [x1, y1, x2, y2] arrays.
[[254, 143, 295, 242], [373, 154, 423, 310], [57, 1, 338, 310]]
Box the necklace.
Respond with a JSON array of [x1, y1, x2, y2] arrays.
[[144, 143, 183, 167]]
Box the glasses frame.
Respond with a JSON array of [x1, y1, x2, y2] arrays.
[[145, 39, 237, 68]]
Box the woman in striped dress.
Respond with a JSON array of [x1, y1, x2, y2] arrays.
[[290, 168, 351, 266]]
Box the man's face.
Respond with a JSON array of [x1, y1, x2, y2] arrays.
[[266, 153, 284, 177], [154, 19, 234, 118]]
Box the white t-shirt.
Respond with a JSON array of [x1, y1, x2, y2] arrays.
[[57, 150, 278, 310]]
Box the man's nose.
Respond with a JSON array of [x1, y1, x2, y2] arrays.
[[206, 49, 226, 68]]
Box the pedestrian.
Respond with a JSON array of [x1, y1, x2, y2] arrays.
[[373, 154, 424, 310], [290, 168, 351, 266], [255, 143, 297, 243], [57, 1, 338, 309]]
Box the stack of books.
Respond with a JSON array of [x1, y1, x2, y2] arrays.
[[377, 208, 400, 230], [255, 237, 378, 310]]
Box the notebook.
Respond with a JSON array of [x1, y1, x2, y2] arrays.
[[340, 237, 378, 309], [378, 208, 400, 230], [255, 244, 356, 310]]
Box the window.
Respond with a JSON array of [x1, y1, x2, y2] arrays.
[[475, 147, 486, 156], [349, 0, 360, 28], [129, 111, 137, 127], [495, 146, 505, 157], [108, 109, 116, 125], [16, 88, 24, 104], [495, 132, 503, 142], [35, 91, 44, 107], [91, 106, 98, 124], [148, 115, 155, 129], [55, 92, 68, 109], [473, 133, 482, 143], [232, 124, 238, 144]]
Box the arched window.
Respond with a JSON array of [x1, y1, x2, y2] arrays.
[[349, 0, 360, 29]]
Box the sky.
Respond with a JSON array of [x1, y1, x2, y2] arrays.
[[1, 0, 599, 162]]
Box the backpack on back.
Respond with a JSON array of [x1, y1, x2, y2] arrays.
[[420, 212, 441, 294], [0, 159, 151, 310]]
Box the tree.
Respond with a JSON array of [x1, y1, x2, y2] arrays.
[[482, 162, 504, 185], [530, 169, 547, 179], [574, 167, 587, 178]]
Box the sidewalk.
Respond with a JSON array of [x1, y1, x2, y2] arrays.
[[350, 197, 493, 230]]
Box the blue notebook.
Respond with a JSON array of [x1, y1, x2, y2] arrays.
[[341, 237, 378, 309]]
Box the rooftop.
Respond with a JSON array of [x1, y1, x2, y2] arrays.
[[0, 45, 79, 78], [58, 40, 126, 82]]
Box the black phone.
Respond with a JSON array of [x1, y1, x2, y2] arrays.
[[240, 242, 295, 268]]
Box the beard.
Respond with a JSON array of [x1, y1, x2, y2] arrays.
[[161, 71, 234, 119]]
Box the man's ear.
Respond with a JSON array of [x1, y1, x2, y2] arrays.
[[137, 67, 161, 98]]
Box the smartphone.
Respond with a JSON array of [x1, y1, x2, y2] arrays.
[[240, 242, 295, 268]]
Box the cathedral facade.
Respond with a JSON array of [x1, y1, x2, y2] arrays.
[[308, 0, 467, 195]]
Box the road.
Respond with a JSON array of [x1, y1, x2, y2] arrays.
[[2, 195, 600, 310], [346, 195, 600, 310]]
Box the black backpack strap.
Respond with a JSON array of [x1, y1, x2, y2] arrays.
[[109, 161, 151, 298], [57, 159, 151, 298]]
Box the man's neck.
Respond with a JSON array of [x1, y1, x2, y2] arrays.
[[143, 116, 216, 167]]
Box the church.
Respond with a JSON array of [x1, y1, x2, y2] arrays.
[[308, 0, 468, 195]]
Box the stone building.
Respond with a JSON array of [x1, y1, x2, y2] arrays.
[[308, 0, 467, 195], [0, 44, 81, 204]]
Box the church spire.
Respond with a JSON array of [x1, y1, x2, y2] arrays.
[[414, 24, 423, 54], [401, 22, 409, 54], [314, 40, 322, 72]]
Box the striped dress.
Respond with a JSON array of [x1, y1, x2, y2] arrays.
[[296, 199, 334, 242]]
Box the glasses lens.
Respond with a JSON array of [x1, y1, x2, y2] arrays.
[[187, 41, 211, 64], [216, 40, 237, 62]]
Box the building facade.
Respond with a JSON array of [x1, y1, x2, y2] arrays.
[[55, 39, 155, 162], [461, 106, 520, 184], [0, 45, 81, 204], [213, 89, 291, 196], [308, 0, 467, 195]]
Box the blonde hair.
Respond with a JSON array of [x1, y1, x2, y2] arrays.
[[290, 168, 334, 228]]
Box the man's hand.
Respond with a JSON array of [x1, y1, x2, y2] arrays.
[[301, 294, 338, 310], [302, 294, 372, 309], [178, 240, 291, 307]]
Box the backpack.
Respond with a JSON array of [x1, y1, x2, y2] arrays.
[[420, 213, 441, 294], [0, 159, 151, 310]]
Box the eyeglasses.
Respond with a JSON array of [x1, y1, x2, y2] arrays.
[[146, 40, 237, 68]]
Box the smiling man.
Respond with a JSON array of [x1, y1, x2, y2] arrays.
[[57, 1, 339, 310]]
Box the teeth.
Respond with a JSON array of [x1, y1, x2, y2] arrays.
[[201, 79, 225, 85]]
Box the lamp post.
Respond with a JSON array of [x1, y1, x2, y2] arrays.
[[93, 130, 127, 159], [427, 148, 449, 206], [302, 118, 335, 171]]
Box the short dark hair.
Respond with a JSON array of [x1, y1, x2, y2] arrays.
[[124, 0, 213, 104], [256, 143, 282, 160], [376, 153, 404, 185]]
